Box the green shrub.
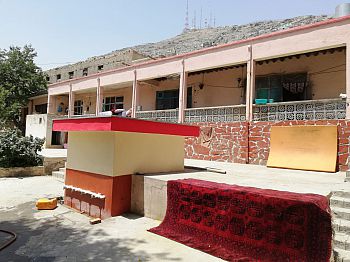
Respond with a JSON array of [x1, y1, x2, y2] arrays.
[[0, 128, 44, 168]]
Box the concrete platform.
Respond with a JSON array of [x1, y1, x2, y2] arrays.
[[131, 159, 350, 221], [39, 148, 67, 158], [39, 149, 67, 175]]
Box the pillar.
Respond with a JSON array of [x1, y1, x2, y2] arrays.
[[131, 70, 139, 118], [96, 78, 101, 115], [47, 95, 55, 114], [246, 45, 255, 122], [178, 60, 187, 123], [28, 100, 33, 115], [346, 43, 350, 119], [68, 84, 75, 117]]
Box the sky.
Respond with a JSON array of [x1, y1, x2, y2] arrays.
[[0, 0, 346, 70]]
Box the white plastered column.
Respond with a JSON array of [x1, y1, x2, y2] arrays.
[[96, 78, 102, 115], [68, 83, 75, 117], [131, 70, 139, 118], [47, 94, 55, 114], [246, 45, 256, 122], [178, 60, 188, 123]]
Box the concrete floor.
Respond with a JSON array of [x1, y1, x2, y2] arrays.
[[0, 176, 222, 262], [1, 160, 349, 261], [183, 159, 350, 196]]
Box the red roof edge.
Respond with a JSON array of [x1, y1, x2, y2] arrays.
[[53, 117, 200, 137]]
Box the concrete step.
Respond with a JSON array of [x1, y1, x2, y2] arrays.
[[52, 171, 65, 181], [59, 167, 66, 173], [333, 191, 350, 200], [331, 196, 350, 209], [334, 218, 350, 234], [334, 232, 350, 250], [333, 207, 350, 221], [334, 247, 350, 262]]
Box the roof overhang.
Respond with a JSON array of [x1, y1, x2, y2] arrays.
[[53, 116, 200, 137]]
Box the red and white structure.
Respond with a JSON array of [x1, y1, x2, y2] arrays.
[[53, 116, 199, 219]]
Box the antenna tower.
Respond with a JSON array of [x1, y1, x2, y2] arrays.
[[184, 0, 189, 31]]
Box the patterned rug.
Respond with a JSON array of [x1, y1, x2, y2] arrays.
[[148, 179, 332, 262]]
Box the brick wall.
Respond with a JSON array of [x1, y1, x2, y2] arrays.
[[185, 120, 350, 172]]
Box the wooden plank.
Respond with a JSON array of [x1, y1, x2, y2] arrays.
[[267, 125, 337, 172]]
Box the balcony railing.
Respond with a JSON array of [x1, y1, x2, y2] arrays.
[[132, 98, 347, 123], [252, 98, 346, 121], [184, 105, 246, 123], [135, 109, 179, 123]]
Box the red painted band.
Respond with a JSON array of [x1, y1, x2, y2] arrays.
[[53, 116, 200, 137]]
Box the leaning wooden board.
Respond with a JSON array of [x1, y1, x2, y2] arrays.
[[267, 125, 337, 172]]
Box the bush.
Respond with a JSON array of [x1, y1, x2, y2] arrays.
[[0, 128, 44, 168]]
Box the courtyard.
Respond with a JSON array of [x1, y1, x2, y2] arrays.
[[1, 159, 349, 261]]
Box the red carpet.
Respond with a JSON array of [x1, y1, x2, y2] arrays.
[[148, 179, 332, 262]]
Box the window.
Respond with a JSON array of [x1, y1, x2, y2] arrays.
[[255, 73, 308, 102], [155, 87, 192, 110], [51, 131, 61, 145], [56, 74, 61, 81], [82, 68, 88, 76], [46, 76, 50, 82], [68, 71, 74, 79], [187, 87, 193, 108], [103, 96, 124, 111], [98, 65, 104, 71], [74, 100, 83, 115], [35, 103, 47, 114], [156, 89, 179, 110]]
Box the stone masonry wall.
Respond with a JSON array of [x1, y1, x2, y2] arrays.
[[185, 122, 249, 164], [185, 120, 350, 172]]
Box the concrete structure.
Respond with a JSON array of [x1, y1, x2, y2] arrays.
[[53, 116, 199, 218], [0, 166, 44, 178], [45, 49, 150, 84]]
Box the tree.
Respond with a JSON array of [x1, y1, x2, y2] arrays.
[[0, 45, 47, 131], [0, 128, 44, 168]]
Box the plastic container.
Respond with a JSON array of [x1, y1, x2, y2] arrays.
[[36, 198, 57, 210], [255, 99, 268, 105]]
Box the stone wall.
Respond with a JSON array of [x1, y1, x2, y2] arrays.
[[0, 166, 44, 178], [185, 122, 248, 164], [45, 49, 148, 84], [185, 120, 350, 172]]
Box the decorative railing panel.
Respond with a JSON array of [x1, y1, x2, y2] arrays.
[[184, 105, 246, 123], [135, 109, 178, 123], [134, 99, 346, 123], [252, 99, 346, 121]]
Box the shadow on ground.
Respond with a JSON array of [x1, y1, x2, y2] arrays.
[[0, 202, 180, 262]]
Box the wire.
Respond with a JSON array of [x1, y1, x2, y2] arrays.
[[310, 69, 345, 76], [309, 64, 345, 75], [0, 229, 17, 251]]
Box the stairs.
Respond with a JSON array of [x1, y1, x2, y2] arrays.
[[52, 164, 66, 181], [331, 190, 350, 262]]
